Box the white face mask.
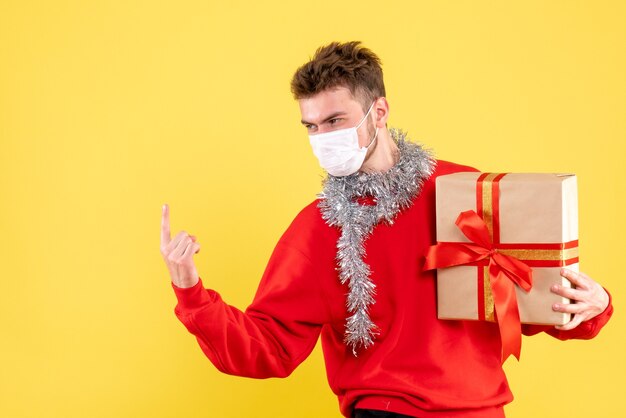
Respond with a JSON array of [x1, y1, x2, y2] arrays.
[[309, 100, 379, 177]]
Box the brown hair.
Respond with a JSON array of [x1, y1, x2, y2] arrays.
[[290, 41, 386, 112]]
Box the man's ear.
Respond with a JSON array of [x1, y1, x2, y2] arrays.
[[376, 96, 389, 128]]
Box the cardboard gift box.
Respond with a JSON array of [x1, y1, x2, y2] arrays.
[[423, 172, 579, 361]]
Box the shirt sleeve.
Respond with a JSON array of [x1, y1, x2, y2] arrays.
[[521, 287, 614, 340], [170, 239, 331, 379]]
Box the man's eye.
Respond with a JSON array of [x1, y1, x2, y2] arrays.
[[329, 118, 340, 125]]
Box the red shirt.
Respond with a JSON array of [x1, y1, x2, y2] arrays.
[[170, 159, 614, 418]]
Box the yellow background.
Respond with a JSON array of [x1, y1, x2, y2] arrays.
[[1, 1, 624, 417]]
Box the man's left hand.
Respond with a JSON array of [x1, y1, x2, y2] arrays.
[[550, 268, 609, 331]]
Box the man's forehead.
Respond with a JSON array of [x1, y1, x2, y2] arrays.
[[298, 87, 360, 121]]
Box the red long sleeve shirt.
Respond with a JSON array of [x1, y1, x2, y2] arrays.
[[171, 159, 614, 418]]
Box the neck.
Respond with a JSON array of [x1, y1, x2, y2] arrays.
[[359, 126, 399, 174]]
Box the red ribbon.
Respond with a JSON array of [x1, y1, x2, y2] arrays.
[[424, 209, 533, 363]]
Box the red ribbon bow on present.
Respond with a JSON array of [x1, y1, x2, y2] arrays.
[[424, 209, 533, 362]]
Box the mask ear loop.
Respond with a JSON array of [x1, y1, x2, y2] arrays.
[[366, 126, 379, 148], [359, 100, 379, 148], [356, 101, 376, 129]]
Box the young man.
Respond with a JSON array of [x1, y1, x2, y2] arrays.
[[160, 41, 613, 418]]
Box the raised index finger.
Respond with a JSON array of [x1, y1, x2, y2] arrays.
[[161, 203, 171, 247]]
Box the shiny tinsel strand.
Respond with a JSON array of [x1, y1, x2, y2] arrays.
[[317, 127, 437, 356]]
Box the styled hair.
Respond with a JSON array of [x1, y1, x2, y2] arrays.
[[290, 41, 386, 112]]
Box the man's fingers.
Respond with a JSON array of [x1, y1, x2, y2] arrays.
[[553, 301, 587, 314], [182, 241, 200, 258], [560, 268, 590, 290], [159, 204, 199, 257], [555, 313, 585, 331], [550, 283, 585, 301], [171, 235, 192, 258], [167, 230, 190, 253], [161, 204, 171, 248]]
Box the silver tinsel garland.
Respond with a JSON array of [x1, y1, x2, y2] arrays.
[[317, 127, 437, 356]]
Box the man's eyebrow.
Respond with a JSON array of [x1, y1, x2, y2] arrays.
[[301, 111, 348, 126]]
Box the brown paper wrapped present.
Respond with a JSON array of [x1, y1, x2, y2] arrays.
[[423, 172, 579, 361]]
